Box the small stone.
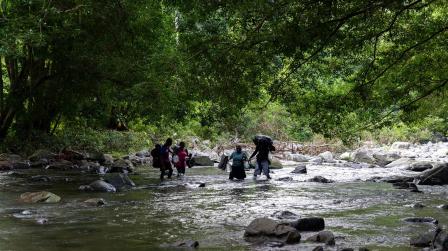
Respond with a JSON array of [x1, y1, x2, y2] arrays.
[[198, 183, 205, 188], [36, 218, 48, 225], [291, 165, 307, 174], [307, 176, 334, 183], [412, 203, 426, 209], [312, 246, 324, 251], [403, 217, 438, 225], [84, 198, 106, 206], [306, 231, 335, 245]]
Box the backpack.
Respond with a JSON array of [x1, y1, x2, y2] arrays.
[[254, 135, 273, 147], [150, 145, 161, 168]]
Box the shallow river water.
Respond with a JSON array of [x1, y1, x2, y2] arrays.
[[1, 163, 448, 251]]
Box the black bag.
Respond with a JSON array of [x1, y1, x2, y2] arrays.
[[150, 145, 161, 168]]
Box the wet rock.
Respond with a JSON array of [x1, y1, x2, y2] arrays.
[[308, 176, 334, 183], [80, 180, 116, 192], [271, 211, 299, 220], [104, 173, 135, 190], [173, 240, 199, 248], [277, 177, 293, 182], [288, 153, 310, 162], [318, 151, 334, 162], [339, 152, 352, 161], [412, 203, 426, 209], [30, 175, 51, 182], [417, 163, 448, 185], [381, 176, 414, 184], [218, 155, 229, 170], [408, 162, 433, 172], [312, 246, 324, 251], [244, 218, 301, 244], [403, 217, 438, 225], [12, 210, 33, 219], [309, 157, 324, 164], [85, 151, 106, 163], [46, 160, 74, 170], [110, 159, 134, 173], [29, 149, 57, 162], [410, 230, 437, 247], [385, 158, 414, 169], [0, 153, 24, 162], [373, 152, 400, 166], [306, 231, 335, 245], [60, 149, 84, 161], [7, 171, 28, 178], [358, 247, 370, 251], [190, 155, 214, 166], [135, 150, 150, 158], [391, 141, 411, 149], [438, 204, 448, 210], [103, 154, 114, 166], [19, 191, 61, 203], [392, 182, 421, 193], [291, 165, 307, 174], [30, 159, 49, 168], [353, 150, 375, 164], [290, 217, 325, 231], [36, 218, 48, 225], [285, 231, 301, 244], [339, 248, 354, 251], [270, 158, 283, 169], [433, 228, 448, 250], [266, 241, 284, 248], [198, 183, 206, 188], [0, 160, 13, 171], [84, 198, 106, 206]]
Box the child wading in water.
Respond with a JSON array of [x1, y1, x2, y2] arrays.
[[175, 142, 189, 177]]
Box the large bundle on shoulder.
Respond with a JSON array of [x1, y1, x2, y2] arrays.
[[253, 135, 275, 151]]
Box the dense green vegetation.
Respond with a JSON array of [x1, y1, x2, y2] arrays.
[[0, 0, 447, 153]]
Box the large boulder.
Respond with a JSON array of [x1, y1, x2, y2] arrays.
[[385, 158, 415, 169], [339, 152, 352, 161], [306, 231, 335, 245], [80, 180, 116, 192], [290, 217, 325, 231], [85, 151, 106, 163], [417, 163, 448, 185], [190, 155, 214, 166], [29, 149, 56, 162], [289, 154, 310, 162], [46, 160, 74, 170], [103, 154, 114, 166], [244, 218, 301, 244], [0, 160, 13, 171], [110, 159, 134, 173], [307, 176, 334, 183], [104, 173, 135, 190], [410, 230, 437, 248], [19, 191, 61, 203], [353, 150, 375, 164], [373, 152, 400, 166], [0, 153, 24, 162], [270, 158, 283, 169], [291, 165, 307, 174], [408, 162, 433, 172], [318, 151, 334, 162], [433, 228, 448, 250], [391, 141, 411, 150]]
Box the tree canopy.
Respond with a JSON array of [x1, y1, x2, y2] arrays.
[[0, 0, 447, 144]]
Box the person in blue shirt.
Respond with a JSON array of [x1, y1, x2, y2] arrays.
[[229, 145, 247, 180]]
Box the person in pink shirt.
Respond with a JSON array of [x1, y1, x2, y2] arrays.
[[175, 142, 189, 176]]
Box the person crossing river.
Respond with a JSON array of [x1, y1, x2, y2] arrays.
[[249, 135, 276, 180]]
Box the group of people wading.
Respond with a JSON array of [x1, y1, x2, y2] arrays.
[[151, 135, 276, 181]]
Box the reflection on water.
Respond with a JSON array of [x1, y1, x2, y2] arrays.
[[0, 164, 447, 251]]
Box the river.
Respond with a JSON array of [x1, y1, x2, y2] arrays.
[[1, 163, 447, 251]]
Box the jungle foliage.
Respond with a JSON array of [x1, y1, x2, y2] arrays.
[[0, 0, 447, 150]]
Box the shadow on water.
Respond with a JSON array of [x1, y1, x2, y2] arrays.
[[1, 165, 448, 250]]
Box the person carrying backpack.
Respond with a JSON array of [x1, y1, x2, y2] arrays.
[[160, 138, 174, 181], [249, 135, 276, 180]]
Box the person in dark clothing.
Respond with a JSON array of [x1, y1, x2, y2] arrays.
[[229, 145, 247, 180], [249, 136, 276, 179], [150, 144, 162, 168], [160, 138, 173, 181]]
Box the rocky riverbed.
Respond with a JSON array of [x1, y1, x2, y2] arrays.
[[0, 141, 447, 250]]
